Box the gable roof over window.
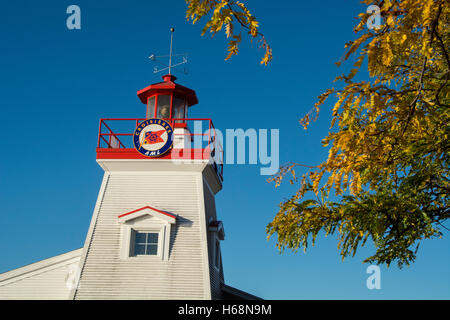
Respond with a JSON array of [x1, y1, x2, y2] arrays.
[[118, 206, 177, 224]]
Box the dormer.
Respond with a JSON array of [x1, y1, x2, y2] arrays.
[[118, 206, 177, 261]]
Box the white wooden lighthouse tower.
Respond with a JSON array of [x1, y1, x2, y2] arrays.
[[69, 72, 236, 300]]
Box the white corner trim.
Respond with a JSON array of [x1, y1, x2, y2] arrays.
[[69, 172, 110, 300], [197, 172, 212, 300]]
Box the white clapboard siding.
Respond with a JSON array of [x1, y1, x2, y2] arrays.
[[74, 171, 212, 300], [0, 249, 82, 300]]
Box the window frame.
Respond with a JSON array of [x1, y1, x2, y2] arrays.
[[133, 231, 160, 257], [120, 223, 171, 261], [172, 95, 186, 124], [146, 96, 156, 119]]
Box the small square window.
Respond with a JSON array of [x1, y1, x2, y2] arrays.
[[133, 231, 159, 256]]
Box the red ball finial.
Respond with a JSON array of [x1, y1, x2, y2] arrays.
[[162, 74, 177, 82]]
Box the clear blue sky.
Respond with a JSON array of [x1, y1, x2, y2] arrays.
[[0, 0, 448, 299]]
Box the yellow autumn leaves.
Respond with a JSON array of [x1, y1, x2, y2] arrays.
[[185, 0, 272, 65], [296, 0, 447, 201]]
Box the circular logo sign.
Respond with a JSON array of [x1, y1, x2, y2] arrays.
[[133, 119, 174, 157]]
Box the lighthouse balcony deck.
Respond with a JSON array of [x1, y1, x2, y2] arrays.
[[96, 118, 223, 181]]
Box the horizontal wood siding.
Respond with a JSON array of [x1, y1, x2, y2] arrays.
[[0, 251, 81, 300], [74, 172, 207, 299]]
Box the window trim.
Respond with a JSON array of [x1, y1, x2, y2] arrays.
[[121, 224, 171, 261], [118, 206, 176, 261]]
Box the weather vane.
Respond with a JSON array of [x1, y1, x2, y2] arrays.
[[149, 28, 189, 75]]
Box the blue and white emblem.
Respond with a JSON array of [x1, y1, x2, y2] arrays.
[[133, 119, 174, 157]]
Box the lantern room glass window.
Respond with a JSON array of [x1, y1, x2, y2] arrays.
[[156, 95, 171, 119], [172, 96, 186, 123], [146, 96, 156, 119]]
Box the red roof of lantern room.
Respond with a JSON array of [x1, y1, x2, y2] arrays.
[[137, 74, 199, 106]]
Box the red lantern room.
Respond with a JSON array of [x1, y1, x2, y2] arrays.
[[95, 72, 223, 184], [137, 74, 198, 125]]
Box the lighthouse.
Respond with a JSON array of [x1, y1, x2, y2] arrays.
[[72, 67, 262, 299], [69, 72, 234, 300], [0, 33, 259, 300]]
